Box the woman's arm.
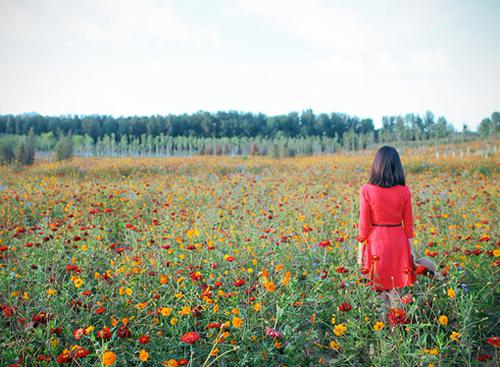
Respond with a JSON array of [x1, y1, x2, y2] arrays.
[[357, 186, 372, 243], [403, 188, 414, 239], [357, 186, 371, 266]]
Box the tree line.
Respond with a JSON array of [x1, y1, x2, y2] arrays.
[[0, 110, 498, 164]]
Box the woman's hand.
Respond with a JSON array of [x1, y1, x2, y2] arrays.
[[357, 242, 364, 266], [408, 238, 417, 267]]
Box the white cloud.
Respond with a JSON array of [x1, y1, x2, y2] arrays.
[[0, 0, 220, 47]]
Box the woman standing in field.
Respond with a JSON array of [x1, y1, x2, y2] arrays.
[[357, 146, 417, 312]]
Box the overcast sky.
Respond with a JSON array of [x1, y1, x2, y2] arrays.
[[0, 0, 499, 129]]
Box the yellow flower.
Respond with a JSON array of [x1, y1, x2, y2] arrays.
[[438, 315, 448, 325], [231, 308, 239, 315], [447, 288, 455, 299], [160, 307, 172, 317], [232, 316, 244, 328], [73, 278, 83, 288], [330, 316, 336, 325], [373, 321, 384, 332], [50, 337, 59, 348], [253, 302, 261, 312], [170, 317, 177, 326], [333, 323, 347, 337], [126, 288, 133, 296], [210, 347, 220, 356], [330, 340, 340, 350], [424, 348, 439, 356], [179, 306, 191, 316], [450, 331, 461, 342], [139, 349, 149, 362], [47, 288, 57, 296], [85, 325, 94, 334], [493, 248, 500, 257]]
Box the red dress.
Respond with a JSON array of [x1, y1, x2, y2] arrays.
[[357, 183, 416, 291]]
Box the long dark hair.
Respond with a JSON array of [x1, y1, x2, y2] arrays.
[[368, 146, 406, 187]]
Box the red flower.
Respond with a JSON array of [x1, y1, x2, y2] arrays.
[[415, 265, 427, 275], [207, 322, 222, 329], [74, 347, 90, 359], [50, 327, 63, 335], [138, 335, 150, 345], [178, 359, 189, 366], [487, 336, 500, 348], [118, 325, 131, 338], [32, 311, 50, 326], [95, 307, 106, 314], [233, 279, 245, 287], [73, 328, 87, 340], [387, 308, 410, 326], [335, 266, 349, 274], [181, 331, 201, 344], [318, 240, 331, 248], [97, 326, 112, 340], [225, 256, 235, 262], [57, 351, 72, 364], [477, 354, 492, 361], [338, 302, 352, 312]]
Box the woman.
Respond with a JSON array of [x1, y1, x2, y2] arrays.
[[357, 146, 417, 312]]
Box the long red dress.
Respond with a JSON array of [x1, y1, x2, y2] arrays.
[[357, 183, 416, 291]]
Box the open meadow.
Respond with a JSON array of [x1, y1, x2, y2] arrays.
[[0, 146, 498, 366]]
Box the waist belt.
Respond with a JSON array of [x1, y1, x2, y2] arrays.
[[372, 223, 402, 227]]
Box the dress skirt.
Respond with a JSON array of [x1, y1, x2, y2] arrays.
[[361, 226, 416, 291]]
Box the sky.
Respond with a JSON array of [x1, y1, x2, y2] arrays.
[[0, 0, 499, 130]]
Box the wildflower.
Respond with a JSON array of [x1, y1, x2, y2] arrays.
[[423, 348, 439, 355], [447, 288, 456, 299], [139, 349, 149, 362], [138, 335, 150, 345], [387, 308, 409, 326], [338, 302, 352, 312], [73, 278, 83, 288], [265, 326, 283, 338], [160, 307, 172, 317], [163, 360, 178, 367], [47, 288, 57, 296], [330, 340, 340, 350], [102, 351, 117, 366], [181, 331, 201, 344], [438, 315, 448, 325], [253, 303, 261, 312], [373, 321, 384, 331], [232, 317, 244, 328], [264, 280, 276, 292], [450, 331, 461, 342], [333, 323, 347, 336], [486, 336, 500, 347]]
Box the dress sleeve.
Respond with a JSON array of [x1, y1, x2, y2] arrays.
[[357, 186, 372, 242], [403, 188, 414, 239]]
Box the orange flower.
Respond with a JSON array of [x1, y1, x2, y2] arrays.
[[139, 349, 149, 362], [102, 351, 117, 366]]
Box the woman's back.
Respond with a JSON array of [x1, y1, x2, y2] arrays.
[[360, 183, 414, 239]]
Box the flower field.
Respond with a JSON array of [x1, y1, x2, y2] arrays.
[[0, 148, 498, 366]]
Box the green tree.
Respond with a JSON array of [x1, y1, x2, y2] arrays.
[[55, 132, 74, 161]]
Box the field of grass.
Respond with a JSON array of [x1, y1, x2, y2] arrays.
[[0, 147, 498, 366]]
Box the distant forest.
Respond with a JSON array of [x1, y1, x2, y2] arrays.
[[2, 110, 499, 140], [0, 110, 498, 163]]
